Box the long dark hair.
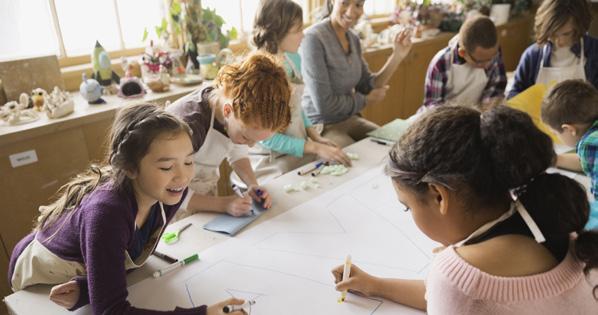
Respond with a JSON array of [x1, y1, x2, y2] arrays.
[[386, 105, 598, 276], [35, 103, 193, 231]]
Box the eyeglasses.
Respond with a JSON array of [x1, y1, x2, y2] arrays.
[[466, 50, 497, 66]]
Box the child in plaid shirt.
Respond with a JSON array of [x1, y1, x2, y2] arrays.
[[542, 79, 598, 229], [420, 15, 506, 112]]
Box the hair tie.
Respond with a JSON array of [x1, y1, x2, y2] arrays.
[[510, 174, 540, 199]]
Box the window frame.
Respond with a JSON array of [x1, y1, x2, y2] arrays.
[[52, 0, 396, 68]]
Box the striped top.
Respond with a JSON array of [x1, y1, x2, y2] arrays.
[[425, 246, 597, 314], [577, 120, 598, 200]]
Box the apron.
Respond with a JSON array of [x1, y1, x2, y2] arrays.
[[536, 39, 586, 86], [445, 47, 489, 107], [247, 54, 315, 184], [190, 106, 234, 196], [454, 200, 545, 248], [11, 203, 168, 291]]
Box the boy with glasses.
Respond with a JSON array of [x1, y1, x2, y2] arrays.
[[420, 15, 506, 112]]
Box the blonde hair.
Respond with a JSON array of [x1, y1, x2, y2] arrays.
[[214, 52, 291, 131]]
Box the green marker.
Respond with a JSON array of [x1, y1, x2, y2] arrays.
[[153, 253, 199, 278]]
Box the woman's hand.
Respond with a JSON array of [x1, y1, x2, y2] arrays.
[[207, 298, 246, 315], [366, 86, 389, 106], [393, 28, 413, 61], [331, 264, 379, 298], [49, 280, 80, 309]]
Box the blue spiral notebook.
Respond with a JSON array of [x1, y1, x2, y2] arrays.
[[203, 201, 267, 236]]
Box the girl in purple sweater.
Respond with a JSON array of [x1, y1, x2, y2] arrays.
[[333, 106, 598, 314], [8, 104, 245, 314]]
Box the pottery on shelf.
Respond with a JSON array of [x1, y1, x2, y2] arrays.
[[45, 86, 74, 119]]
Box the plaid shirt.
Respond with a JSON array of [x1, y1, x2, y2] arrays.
[[422, 39, 507, 109], [577, 120, 598, 199]]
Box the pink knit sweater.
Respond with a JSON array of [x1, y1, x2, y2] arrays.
[[425, 246, 598, 314]]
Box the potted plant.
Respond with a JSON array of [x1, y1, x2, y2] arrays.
[[144, 0, 237, 71]]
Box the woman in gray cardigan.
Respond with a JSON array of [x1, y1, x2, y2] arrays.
[[300, 0, 412, 147]]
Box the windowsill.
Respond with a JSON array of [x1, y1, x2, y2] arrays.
[[0, 82, 203, 146], [60, 37, 251, 92]]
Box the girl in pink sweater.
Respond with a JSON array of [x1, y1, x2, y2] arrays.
[[333, 105, 598, 314]]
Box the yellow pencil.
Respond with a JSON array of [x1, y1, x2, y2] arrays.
[[339, 254, 352, 303]]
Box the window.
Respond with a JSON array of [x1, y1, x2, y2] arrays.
[[201, 0, 309, 36], [0, 0, 164, 61], [364, 0, 396, 17], [0, 0, 59, 61], [0, 0, 394, 64]]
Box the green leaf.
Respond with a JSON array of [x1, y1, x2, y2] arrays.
[[170, 0, 181, 16], [160, 18, 168, 31], [219, 36, 229, 48], [142, 27, 148, 42], [228, 27, 238, 40], [155, 25, 163, 38], [214, 15, 224, 27]]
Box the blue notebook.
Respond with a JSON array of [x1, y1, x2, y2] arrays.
[[203, 201, 267, 236]]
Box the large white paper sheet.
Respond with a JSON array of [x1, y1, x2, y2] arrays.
[[128, 166, 436, 314]]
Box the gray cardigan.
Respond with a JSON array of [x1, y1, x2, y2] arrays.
[[300, 18, 375, 124]]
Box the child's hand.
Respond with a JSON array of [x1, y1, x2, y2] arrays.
[[223, 195, 252, 216], [49, 280, 80, 309], [331, 264, 377, 297], [207, 298, 246, 315], [312, 141, 352, 166], [247, 185, 272, 209], [313, 136, 339, 148]]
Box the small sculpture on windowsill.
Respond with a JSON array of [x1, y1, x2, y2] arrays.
[[44, 86, 74, 119], [0, 93, 39, 126], [31, 88, 47, 111], [142, 41, 171, 93], [118, 58, 146, 99], [92, 41, 120, 95], [80, 73, 106, 104]]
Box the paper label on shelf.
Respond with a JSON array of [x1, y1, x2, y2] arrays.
[[9, 149, 38, 168]]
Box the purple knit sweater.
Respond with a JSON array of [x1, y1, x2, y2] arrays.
[[8, 183, 206, 315]]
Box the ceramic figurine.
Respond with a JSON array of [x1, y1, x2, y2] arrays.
[[92, 41, 120, 93], [19, 93, 29, 109], [118, 58, 146, 98], [0, 98, 38, 125], [44, 86, 74, 119], [31, 88, 47, 111], [80, 73, 105, 104]]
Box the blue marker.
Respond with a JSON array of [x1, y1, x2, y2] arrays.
[[298, 161, 325, 176]]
